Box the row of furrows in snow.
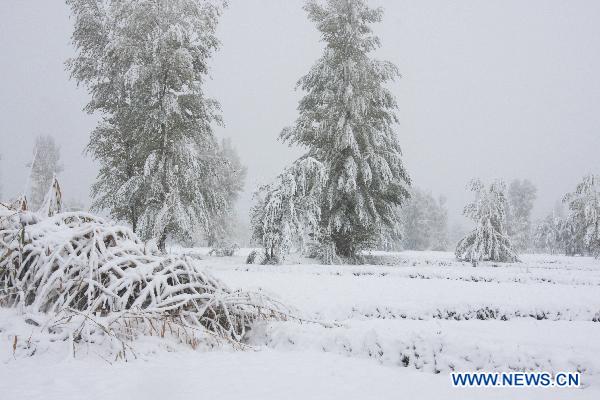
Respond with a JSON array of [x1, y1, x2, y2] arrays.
[[349, 271, 600, 286], [310, 306, 600, 322], [247, 321, 597, 376], [221, 266, 600, 287]]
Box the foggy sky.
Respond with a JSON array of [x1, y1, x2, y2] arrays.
[[1, 0, 599, 227]]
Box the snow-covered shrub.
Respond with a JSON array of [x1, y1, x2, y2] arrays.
[[250, 157, 324, 264], [456, 179, 519, 263], [0, 183, 289, 354], [208, 242, 239, 257]]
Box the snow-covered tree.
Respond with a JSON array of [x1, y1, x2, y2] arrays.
[[27, 135, 63, 210], [205, 138, 247, 248], [397, 188, 448, 251], [279, 0, 410, 259], [563, 174, 600, 257], [456, 179, 519, 263], [506, 179, 537, 252], [250, 157, 324, 264], [68, 0, 230, 250], [533, 213, 565, 254]]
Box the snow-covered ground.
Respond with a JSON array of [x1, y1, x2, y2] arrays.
[[1, 249, 599, 399]]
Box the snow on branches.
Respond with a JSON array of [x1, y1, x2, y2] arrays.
[[250, 157, 325, 264], [0, 181, 289, 358], [456, 179, 519, 263], [563, 174, 600, 257]]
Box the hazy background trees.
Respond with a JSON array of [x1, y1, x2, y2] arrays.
[[396, 188, 448, 251], [27, 135, 63, 210], [506, 179, 537, 252]]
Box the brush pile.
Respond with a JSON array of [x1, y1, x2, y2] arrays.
[[0, 179, 289, 358]]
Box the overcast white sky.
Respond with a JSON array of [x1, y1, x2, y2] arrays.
[[1, 0, 599, 226]]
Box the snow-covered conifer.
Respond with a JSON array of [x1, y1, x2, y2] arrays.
[[250, 157, 324, 263], [456, 179, 519, 263], [68, 0, 228, 250], [27, 135, 63, 210], [506, 179, 537, 252], [279, 0, 410, 259], [563, 174, 600, 257]]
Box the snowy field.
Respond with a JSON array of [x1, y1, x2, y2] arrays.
[[1, 249, 600, 399]]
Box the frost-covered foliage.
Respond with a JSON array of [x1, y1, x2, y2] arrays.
[[533, 214, 565, 254], [250, 158, 325, 264], [506, 179, 537, 252], [396, 188, 448, 251], [562, 174, 600, 257], [26, 135, 63, 210], [0, 180, 290, 354], [277, 0, 410, 260], [456, 179, 519, 263], [68, 0, 237, 250]]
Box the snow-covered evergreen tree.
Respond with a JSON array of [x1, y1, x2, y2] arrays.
[[279, 0, 410, 259], [506, 179, 537, 252], [456, 179, 519, 263], [68, 0, 229, 250], [27, 135, 63, 210], [563, 174, 600, 257], [250, 157, 324, 264]]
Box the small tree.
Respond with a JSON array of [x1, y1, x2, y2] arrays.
[[533, 213, 564, 254], [27, 135, 63, 210], [563, 174, 600, 257], [456, 179, 519, 263], [250, 157, 324, 264]]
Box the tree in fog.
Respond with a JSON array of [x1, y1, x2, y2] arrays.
[[562, 174, 600, 257], [506, 179, 537, 252], [68, 0, 232, 250], [456, 179, 519, 263], [533, 213, 564, 254], [27, 135, 63, 210], [205, 138, 247, 247], [278, 0, 410, 260], [398, 188, 448, 251]]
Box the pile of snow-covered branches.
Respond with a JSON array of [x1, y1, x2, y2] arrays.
[[0, 181, 290, 359]]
